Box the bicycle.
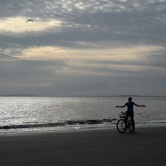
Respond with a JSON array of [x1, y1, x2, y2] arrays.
[[117, 111, 135, 133]]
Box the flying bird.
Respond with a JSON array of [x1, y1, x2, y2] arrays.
[[26, 19, 33, 23]]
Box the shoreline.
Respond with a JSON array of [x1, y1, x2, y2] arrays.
[[0, 123, 166, 136]]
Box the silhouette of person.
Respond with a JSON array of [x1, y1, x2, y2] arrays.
[[116, 97, 145, 132]]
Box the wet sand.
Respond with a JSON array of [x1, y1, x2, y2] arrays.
[[0, 126, 166, 165]]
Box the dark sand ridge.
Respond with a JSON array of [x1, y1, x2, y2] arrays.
[[0, 126, 166, 165]]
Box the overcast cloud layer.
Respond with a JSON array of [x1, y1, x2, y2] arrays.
[[0, 0, 166, 96]]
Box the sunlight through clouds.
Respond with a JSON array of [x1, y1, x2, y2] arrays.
[[21, 46, 66, 60], [0, 17, 62, 34], [15, 44, 166, 78], [19, 45, 163, 62]]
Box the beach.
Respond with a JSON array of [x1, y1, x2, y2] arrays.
[[0, 126, 166, 165]]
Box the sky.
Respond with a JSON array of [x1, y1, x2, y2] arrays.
[[0, 0, 166, 96]]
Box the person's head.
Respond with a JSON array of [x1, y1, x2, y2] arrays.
[[128, 97, 132, 102]]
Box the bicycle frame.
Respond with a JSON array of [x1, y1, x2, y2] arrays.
[[117, 112, 135, 133]]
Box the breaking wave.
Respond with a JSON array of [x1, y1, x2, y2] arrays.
[[0, 118, 117, 130]]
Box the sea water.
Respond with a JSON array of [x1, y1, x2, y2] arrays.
[[0, 96, 166, 133]]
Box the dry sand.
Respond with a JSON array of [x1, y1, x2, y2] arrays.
[[0, 126, 166, 165]]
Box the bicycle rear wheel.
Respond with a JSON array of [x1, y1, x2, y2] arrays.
[[128, 120, 135, 133], [117, 119, 126, 133]]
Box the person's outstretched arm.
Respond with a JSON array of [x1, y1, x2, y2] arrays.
[[116, 103, 127, 108], [133, 103, 146, 107]]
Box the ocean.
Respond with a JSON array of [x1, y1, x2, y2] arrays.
[[0, 96, 166, 133]]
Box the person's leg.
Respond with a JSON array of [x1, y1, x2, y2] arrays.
[[130, 113, 135, 131]]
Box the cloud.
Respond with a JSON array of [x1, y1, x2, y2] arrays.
[[1, 43, 166, 77], [1, 0, 166, 55], [0, 0, 166, 96], [5, 45, 162, 80], [0, 17, 61, 34]]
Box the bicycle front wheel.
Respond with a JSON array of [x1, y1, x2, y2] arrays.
[[117, 119, 126, 133]]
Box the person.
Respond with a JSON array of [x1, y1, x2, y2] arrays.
[[116, 97, 145, 132]]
